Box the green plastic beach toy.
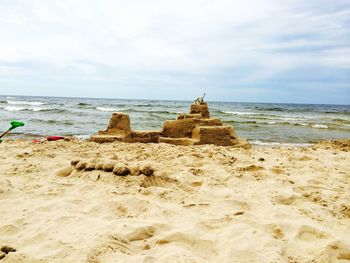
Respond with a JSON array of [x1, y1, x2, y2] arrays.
[[9, 121, 25, 130], [0, 120, 25, 143]]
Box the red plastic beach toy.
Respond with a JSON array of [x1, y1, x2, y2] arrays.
[[47, 136, 65, 141]]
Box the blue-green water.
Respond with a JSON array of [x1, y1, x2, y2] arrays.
[[0, 95, 349, 145]]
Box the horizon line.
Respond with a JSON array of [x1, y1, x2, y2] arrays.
[[1, 94, 349, 106]]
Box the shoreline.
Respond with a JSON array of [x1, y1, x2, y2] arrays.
[[3, 133, 350, 148]]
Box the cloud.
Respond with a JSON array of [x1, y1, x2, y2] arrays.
[[0, 0, 349, 103]]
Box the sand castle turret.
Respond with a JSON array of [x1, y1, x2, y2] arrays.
[[106, 113, 131, 135], [189, 102, 210, 118], [91, 100, 250, 148]]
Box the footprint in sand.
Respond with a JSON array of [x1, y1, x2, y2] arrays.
[[86, 233, 135, 262], [297, 225, 328, 241], [155, 232, 217, 259], [274, 194, 297, 205], [0, 224, 20, 236], [317, 241, 350, 261], [126, 226, 156, 242]]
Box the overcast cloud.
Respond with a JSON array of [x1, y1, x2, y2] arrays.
[[0, 0, 349, 103]]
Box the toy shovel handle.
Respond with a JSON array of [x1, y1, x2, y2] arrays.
[[0, 121, 25, 141]]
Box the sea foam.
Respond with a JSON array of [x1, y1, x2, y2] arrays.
[[96, 107, 120, 112], [3, 106, 48, 112], [225, 111, 256, 115], [4, 106, 26, 112], [311, 124, 328, 129], [7, 100, 46, 106]]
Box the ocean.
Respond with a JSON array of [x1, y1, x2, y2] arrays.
[[1, 95, 349, 145]]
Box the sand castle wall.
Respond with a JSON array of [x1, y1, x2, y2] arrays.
[[90, 101, 250, 148], [162, 118, 222, 138]]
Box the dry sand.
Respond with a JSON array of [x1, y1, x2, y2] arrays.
[[0, 139, 349, 262]]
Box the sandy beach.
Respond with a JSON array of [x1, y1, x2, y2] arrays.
[[0, 139, 349, 262], [1, 0, 349, 261]]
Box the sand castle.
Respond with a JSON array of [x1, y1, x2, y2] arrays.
[[91, 99, 250, 148]]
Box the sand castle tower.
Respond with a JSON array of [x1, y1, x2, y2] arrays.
[[91, 98, 250, 148]]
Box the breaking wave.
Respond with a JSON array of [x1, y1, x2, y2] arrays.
[[2, 105, 66, 113], [224, 120, 336, 130], [96, 107, 120, 112], [6, 100, 46, 106], [224, 111, 257, 115], [311, 124, 328, 129], [3, 106, 27, 112]]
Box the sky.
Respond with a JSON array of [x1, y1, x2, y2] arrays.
[[0, 0, 349, 104]]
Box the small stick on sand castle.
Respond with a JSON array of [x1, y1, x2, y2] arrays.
[[194, 93, 206, 104], [91, 96, 250, 148]]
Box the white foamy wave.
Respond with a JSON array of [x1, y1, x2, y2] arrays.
[[2, 105, 48, 112], [3, 106, 26, 112], [225, 111, 256, 115], [96, 107, 120, 112], [7, 100, 45, 106], [250, 140, 313, 147], [32, 107, 47, 112], [311, 124, 328, 129]]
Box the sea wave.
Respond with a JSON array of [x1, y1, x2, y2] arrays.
[[3, 106, 26, 112], [220, 111, 350, 125], [311, 124, 328, 129], [7, 100, 46, 106], [95, 106, 179, 114], [1, 105, 66, 113], [32, 107, 47, 112], [31, 119, 74, 125], [133, 103, 154, 107], [224, 111, 257, 115], [147, 110, 179, 115], [225, 119, 336, 129], [254, 107, 285, 111], [96, 107, 120, 112]]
